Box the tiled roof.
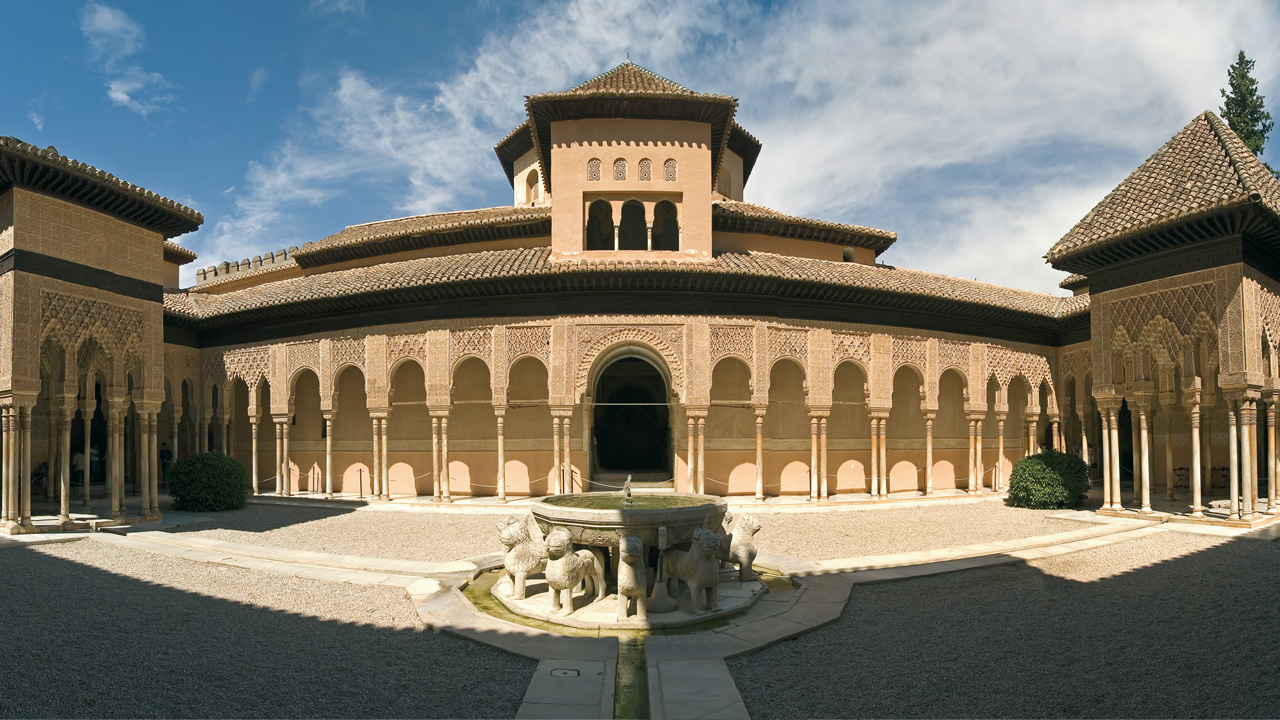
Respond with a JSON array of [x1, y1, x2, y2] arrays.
[[563, 61, 700, 96], [0, 136, 202, 238], [172, 247, 1081, 326], [713, 200, 896, 252], [1058, 273, 1088, 291], [293, 206, 551, 267], [163, 290, 199, 320], [1047, 111, 1280, 264], [163, 241, 198, 265]]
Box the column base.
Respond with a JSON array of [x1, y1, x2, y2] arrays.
[[1190, 509, 1205, 518], [754, 497, 765, 504], [1139, 507, 1153, 514]]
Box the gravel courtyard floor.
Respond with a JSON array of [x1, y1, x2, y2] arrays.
[[0, 540, 532, 718], [179, 503, 503, 562], [752, 502, 1089, 560], [729, 530, 1280, 718]]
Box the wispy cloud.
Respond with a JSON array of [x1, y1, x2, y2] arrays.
[[192, 0, 1280, 292], [247, 66, 269, 101], [309, 0, 365, 15], [27, 111, 43, 131], [79, 2, 176, 116]]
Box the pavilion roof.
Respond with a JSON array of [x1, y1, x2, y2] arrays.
[[713, 200, 896, 254]]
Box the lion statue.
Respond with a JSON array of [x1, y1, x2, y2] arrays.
[[615, 533, 648, 622], [497, 514, 546, 600], [544, 527, 606, 615], [664, 526, 721, 615], [717, 514, 761, 582]]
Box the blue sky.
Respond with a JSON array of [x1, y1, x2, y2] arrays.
[[5, 0, 1280, 292]]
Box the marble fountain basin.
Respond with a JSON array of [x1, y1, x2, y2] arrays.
[[528, 492, 727, 548]]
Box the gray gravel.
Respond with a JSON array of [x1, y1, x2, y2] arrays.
[[729, 530, 1280, 718], [0, 539, 532, 718], [753, 502, 1088, 560], [180, 504, 503, 561]]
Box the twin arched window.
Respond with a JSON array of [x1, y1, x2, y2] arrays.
[[583, 200, 680, 251]]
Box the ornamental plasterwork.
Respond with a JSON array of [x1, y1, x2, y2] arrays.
[[450, 327, 493, 367], [331, 337, 366, 372], [768, 327, 808, 364], [220, 347, 269, 387], [987, 345, 1052, 391], [938, 340, 970, 375], [832, 331, 871, 370], [574, 325, 685, 398], [286, 341, 321, 381], [709, 325, 753, 364], [1109, 282, 1217, 339], [507, 325, 551, 365], [387, 332, 429, 372], [891, 336, 927, 375], [40, 291, 142, 362]]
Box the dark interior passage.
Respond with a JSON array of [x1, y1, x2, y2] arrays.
[[593, 357, 669, 472]]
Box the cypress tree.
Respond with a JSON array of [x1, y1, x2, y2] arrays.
[[1220, 50, 1274, 173]]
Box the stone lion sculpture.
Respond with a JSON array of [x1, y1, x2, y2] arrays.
[[497, 514, 546, 600], [717, 514, 761, 582], [544, 527, 606, 615], [615, 533, 648, 622], [664, 526, 721, 615]]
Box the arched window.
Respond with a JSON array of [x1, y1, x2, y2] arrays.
[[639, 159, 652, 181], [618, 200, 646, 250], [587, 159, 602, 182], [664, 159, 678, 182], [585, 200, 614, 250], [716, 168, 731, 196], [613, 158, 627, 181], [652, 201, 679, 251], [525, 170, 540, 204]]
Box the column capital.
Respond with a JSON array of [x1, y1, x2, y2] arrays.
[[684, 407, 709, 419], [368, 410, 389, 421], [550, 406, 575, 419], [807, 408, 830, 419], [753, 406, 767, 418]]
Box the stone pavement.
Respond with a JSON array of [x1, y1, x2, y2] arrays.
[[15, 506, 1264, 718]]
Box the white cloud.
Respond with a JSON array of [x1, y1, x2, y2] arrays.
[[190, 0, 1280, 293], [79, 2, 176, 116], [27, 111, 43, 131], [309, 0, 364, 15], [247, 66, 269, 100]]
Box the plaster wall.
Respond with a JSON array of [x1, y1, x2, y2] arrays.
[[12, 187, 164, 286]]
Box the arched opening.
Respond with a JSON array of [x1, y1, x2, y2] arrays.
[[252, 380, 274, 492], [707, 357, 754, 495], [652, 200, 679, 251], [618, 200, 647, 250], [764, 359, 808, 495], [291, 369, 322, 492], [389, 360, 428, 496], [450, 357, 496, 496], [887, 365, 926, 493], [334, 366, 372, 496], [935, 368, 968, 491], [525, 170, 540, 205], [585, 199, 613, 251], [592, 357, 670, 480], [507, 357, 551, 495], [830, 361, 870, 495]]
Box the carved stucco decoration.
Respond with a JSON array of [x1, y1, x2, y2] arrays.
[[450, 327, 493, 368], [332, 337, 366, 376], [41, 291, 143, 380], [938, 340, 970, 376], [1109, 282, 1218, 338], [575, 325, 685, 399], [768, 327, 808, 365], [507, 325, 552, 368], [988, 345, 1053, 394], [387, 332, 429, 373], [709, 325, 753, 364], [832, 332, 871, 372], [286, 341, 321, 384], [220, 347, 269, 389]]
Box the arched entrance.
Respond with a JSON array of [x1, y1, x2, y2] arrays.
[[592, 356, 671, 484]]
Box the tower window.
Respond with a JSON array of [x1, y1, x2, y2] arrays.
[[639, 159, 652, 181], [587, 159, 601, 182], [614, 158, 627, 181], [664, 159, 678, 182]]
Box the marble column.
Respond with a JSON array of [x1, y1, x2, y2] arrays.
[[1189, 400, 1203, 517], [686, 415, 696, 494], [1268, 398, 1277, 514], [562, 413, 574, 494], [977, 415, 987, 492], [1203, 412, 1213, 497], [551, 416, 560, 495], [754, 409, 765, 503], [440, 416, 450, 502], [1138, 403, 1152, 513], [1164, 409, 1175, 501], [997, 414, 1006, 492], [1100, 408, 1112, 509], [924, 413, 935, 496], [108, 405, 121, 520], [370, 417, 381, 498], [249, 417, 259, 495], [430, 416, 441, 502], [138, 410, 151, 518], [819, 416, 828, 501], [59, 404, 72, 524], [1080, 411, 1090, 471], [495, 408, 506, 503], [323, 413, 333, 498], [45, 409, 55, 503], [1228, 401, 1240, 520], [869, 416, 879, 498], [809, 415, 819, 502], [82, 404, 92, 507], [1109, 409, 1122, 510], [1243, 400, 1256, 519], [281, 419, 291, 497], [2, 409, 12, 527], [967, 418, 977, 494], [380, 416, 390, 500], [878, 416, 889, 498], [274, 421, 283, 496], [696, 416, 706, 495]]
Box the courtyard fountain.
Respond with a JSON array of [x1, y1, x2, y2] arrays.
[[489, 476, 767, 628]]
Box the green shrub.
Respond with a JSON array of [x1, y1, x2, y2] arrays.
[[167, 452, 249, 512], [1007, 450, 1089, 509]]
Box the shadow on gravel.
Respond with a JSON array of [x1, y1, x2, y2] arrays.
[[0, 546, 530, 719], [167, 502, 359, 534], [728, 534, 1280, 719]]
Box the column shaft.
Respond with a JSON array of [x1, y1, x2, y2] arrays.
[[139, 411, 151, 517], [440, 417, 450, 501], [754, 413, 764, 503], [696, 417, 706, 495], [869, 417, 879, 497], [274, 422, 283, 496], [1190, 405, 1203, 517], [282, 421, 291, 496], [59, 409, 72, 523], [1228, 403, 1240, 520], [1100, 410, 1112, 509], [1139, 408, 1152, 512], [324, 416, 333, 498], [1109, 411, 1122, 509], [82, 409, 92, 507], [819, 417, 828, 501], [997, 418, 1006, 492], [381, 417, 390, 500], [879, 417, 888, 498], [551, 417, 560, 495], [809, 415, 819, 502], [430, 416, 440, 502], [249, 419, 259, 495], [1243, 402, 1255, 519], [686, 416, 695, 494], [1164, 411, 1175, 501], [496, 412, 506, 502], [1269, 402, 1277, 514], [1, 410, 10, 524], [924, 417, 934, 496]]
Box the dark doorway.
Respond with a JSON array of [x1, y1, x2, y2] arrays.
[[593, 357, 670, 473]]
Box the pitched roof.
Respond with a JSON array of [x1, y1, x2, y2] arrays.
[[1046, 111, 1280, 268], [0, 136, 203, 238], [1058, 273, 1088, 291], [563, 61, 699, 96], [170, 247, 1082, 339], [163, 241, 198, 265], [712, 200, 896, 254], [292, 205, 551, 267]]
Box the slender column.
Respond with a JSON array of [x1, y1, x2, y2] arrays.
[[1080, 414, 1090, 469], [376, 415, 386, 499], [1109, 410, 1122, 509], [108, 405, 121, 520], [997, 415, 1006, 492], [150, 413, 160, 516], [1050, 418, 1060, 452], [19, 405, 32, 526], [1, 409, 11, 525], [223, 416, 230, 455], [274, 421, 283, 496], [1189, 401, 1203, 517], [1138, 405, 1152, 513], [878, 416, 889, 498], [495, 409, 506, 502], [440, 416, 450, 502], [754, 410, 765, 503], [1202, 413, 1212, 496], [430, 416, 441, 501], [1164, 410, 1175, 501], [686, 416, 696, 494], [249, 418, 260, 495], [869, 417, 879, 497], [977, 416, 986, 492], [1269, 398, 1277, 514], [551, 416, 561, 495], [323, 414, 333, 498], [59, 404, 72, 524], [924, 414, 935, 496], [696, 417, 706, 495], [173, 413, 180, 460], [809, 415, 819, 502], [369, 417, 381, 498], [1100, 409, 1112, 509], [563, 413, 574, 494], [281, 419, 291, 497], [45, 409, 55, 503], [819, 416, 829, 501], [1228, 401, 1240, 520], [968, 418, 977, 493], [1243, 400, 1256, 519], [138, 411, 151, 518], [82, 405, 92, 506]]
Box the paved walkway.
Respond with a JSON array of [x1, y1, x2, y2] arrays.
[[11, 506, 1268, 718]]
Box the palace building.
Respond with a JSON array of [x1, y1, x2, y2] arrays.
[[3, 61, 1279, 531]]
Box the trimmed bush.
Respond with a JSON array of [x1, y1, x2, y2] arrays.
[[1007, 449, 1089, 509], [168, 452, 249, 512]]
